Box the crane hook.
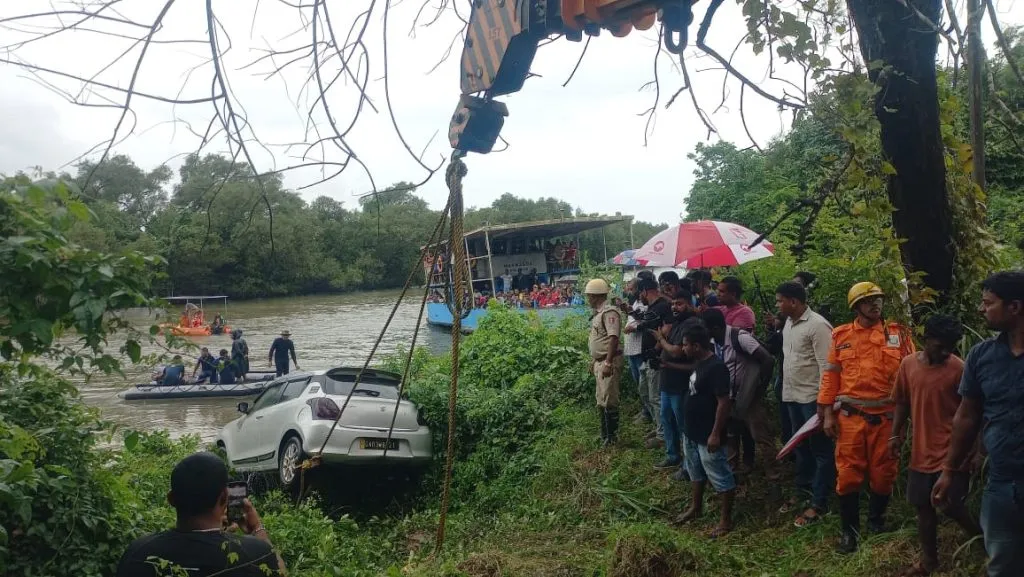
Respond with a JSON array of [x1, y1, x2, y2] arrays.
[[661, 0, 694, 54]]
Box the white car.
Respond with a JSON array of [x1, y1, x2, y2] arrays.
[[216, 367, 432, 488]]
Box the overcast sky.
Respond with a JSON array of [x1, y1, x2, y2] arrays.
[[1, 0, 1020, 227]]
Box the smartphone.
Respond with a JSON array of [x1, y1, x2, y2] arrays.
[[227, 481, 247, 525]]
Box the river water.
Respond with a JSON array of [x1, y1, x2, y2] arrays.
[[76, 291, 451, 442]]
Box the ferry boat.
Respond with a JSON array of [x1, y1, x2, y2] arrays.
[[423, 215, 633, 332]]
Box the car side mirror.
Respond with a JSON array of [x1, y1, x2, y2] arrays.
[[237, 402, 249, 414]]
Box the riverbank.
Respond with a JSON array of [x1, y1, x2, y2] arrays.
[[2, 307, 988, 577]]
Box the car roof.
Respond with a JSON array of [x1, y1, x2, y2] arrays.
[[281, 366, 402, 386]]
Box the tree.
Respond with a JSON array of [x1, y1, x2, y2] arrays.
[[74, 155, 172, 241], [846, 0, 955, 294]]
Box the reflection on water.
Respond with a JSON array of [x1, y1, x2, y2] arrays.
[[77, 291, 451, 442]]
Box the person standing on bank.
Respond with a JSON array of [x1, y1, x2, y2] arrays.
[[715, 276, 756, 332], [621, 279, 653, 425], [650, 288, 699, 481], [115, 452, 285, 576], [269, 330, 299, 377], [933, 271, 1024, 577], [586, 278, 624, 447], [890, 314, 981, 576], [775, 281, 835, 527], [818, 282, 915, 554], [675, 322, 736, 537], [625, 275, 673, 449]]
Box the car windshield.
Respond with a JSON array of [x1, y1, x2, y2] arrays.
[[321, 375, 400, 400]]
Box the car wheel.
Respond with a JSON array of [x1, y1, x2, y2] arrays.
[[278, 435, 306, 489]]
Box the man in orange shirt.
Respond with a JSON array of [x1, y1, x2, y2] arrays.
[[890, 314, 981, 576], [818, 282, 915, 554]]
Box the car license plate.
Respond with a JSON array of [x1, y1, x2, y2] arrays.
[[360, 438, 398, 451]]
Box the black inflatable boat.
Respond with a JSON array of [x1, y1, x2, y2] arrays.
[[119, 373, 276, 401]]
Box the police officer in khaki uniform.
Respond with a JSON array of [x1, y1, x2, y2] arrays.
[[586, 278, 624, 447]]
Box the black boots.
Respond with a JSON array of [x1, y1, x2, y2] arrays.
[[598, 407, 619, 447], [835, 492, 891, 554], [837, 493, 860, 555], [867, 491, 891, 534], [604, 408, 619, 447]]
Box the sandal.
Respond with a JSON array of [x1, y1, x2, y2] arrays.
[[899, 560, 936, 576], [710, 523, 733, 539], [793, 507, 825, 528], [673, 508, 700, 525], [778, 496, 802, 514]]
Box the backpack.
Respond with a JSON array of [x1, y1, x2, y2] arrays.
[[727, 327, 774, 420]]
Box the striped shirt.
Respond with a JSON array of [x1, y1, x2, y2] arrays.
[[624, 300, 646, 356]]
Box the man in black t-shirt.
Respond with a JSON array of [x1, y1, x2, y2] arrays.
[[651, 289, 699, 480], [268, 330, 299, 377], [116, 453, 285, 577], [675, 322, 737, 538]]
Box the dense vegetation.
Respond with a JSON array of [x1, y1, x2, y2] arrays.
[[2, 154, 662, 299], [682, 44, 1024, 326], [0, 180, 995, 577]]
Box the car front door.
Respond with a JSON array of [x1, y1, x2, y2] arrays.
[[247, 376, 312, 467], [228, 380, 286, 467]]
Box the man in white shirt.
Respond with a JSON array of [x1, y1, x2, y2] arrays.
[[622, 279, 652, 424], [776, 281, 836, 527]]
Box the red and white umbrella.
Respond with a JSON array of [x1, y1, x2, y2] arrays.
[[632, 220, 775, 268]]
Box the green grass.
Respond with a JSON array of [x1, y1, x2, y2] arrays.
[[394, 397, 988, 577]]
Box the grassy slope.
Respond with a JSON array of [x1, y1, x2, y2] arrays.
[[112, 306, 988, 577], [398, 398, 988, 577]]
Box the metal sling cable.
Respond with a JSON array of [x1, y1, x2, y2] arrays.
[[435, 155, 468, 554], [300, 195, 454, 481]]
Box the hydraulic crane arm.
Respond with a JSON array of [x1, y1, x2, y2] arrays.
[[449, 0, 701, 155]]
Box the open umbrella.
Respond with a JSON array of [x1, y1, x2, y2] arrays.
[[632, 220, 774, 268], [610, 249, 639, 266]]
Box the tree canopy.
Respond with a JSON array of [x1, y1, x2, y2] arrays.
[[12, 158, 666, 299]]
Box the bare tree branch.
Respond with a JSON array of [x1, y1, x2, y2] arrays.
[[984, 0, 1024, 87], [739, 84, 762, 152]]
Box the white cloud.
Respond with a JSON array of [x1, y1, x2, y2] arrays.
[[0, 0, 1019, 227]]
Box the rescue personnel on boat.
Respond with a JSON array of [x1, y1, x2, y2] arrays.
[[818, 281, 915, 554]]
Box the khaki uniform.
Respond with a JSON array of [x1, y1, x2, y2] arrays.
[[590, 303, 624, 408]]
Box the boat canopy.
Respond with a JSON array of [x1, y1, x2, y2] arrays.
[[423, 215, 633, 249]]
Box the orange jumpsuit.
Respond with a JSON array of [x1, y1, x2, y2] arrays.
[[818, 320, 915, 496]]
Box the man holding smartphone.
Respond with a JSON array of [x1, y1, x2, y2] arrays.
[[116, 452, 286, 576]]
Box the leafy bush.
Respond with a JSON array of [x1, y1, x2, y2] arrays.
[[0, 370, 133, 577], [401, 306, 594, 504]]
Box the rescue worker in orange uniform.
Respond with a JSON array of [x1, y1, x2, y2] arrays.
[[818, 282, 915, 554]]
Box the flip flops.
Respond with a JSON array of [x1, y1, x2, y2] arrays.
[[793, 507, 826, 528]]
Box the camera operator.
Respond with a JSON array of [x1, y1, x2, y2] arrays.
[[625, 275, 674, 449], [116, 452, 286, 577]]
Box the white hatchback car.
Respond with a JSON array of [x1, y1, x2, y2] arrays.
[[216, 367, 432, 488]]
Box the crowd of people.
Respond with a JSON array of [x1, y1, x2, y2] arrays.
[[488, 283, 583, 309], [585, 268, 1024, 576]]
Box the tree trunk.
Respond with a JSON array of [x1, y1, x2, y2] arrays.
[[967, 0, 986, 191], [847, 0, 955, 295]]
